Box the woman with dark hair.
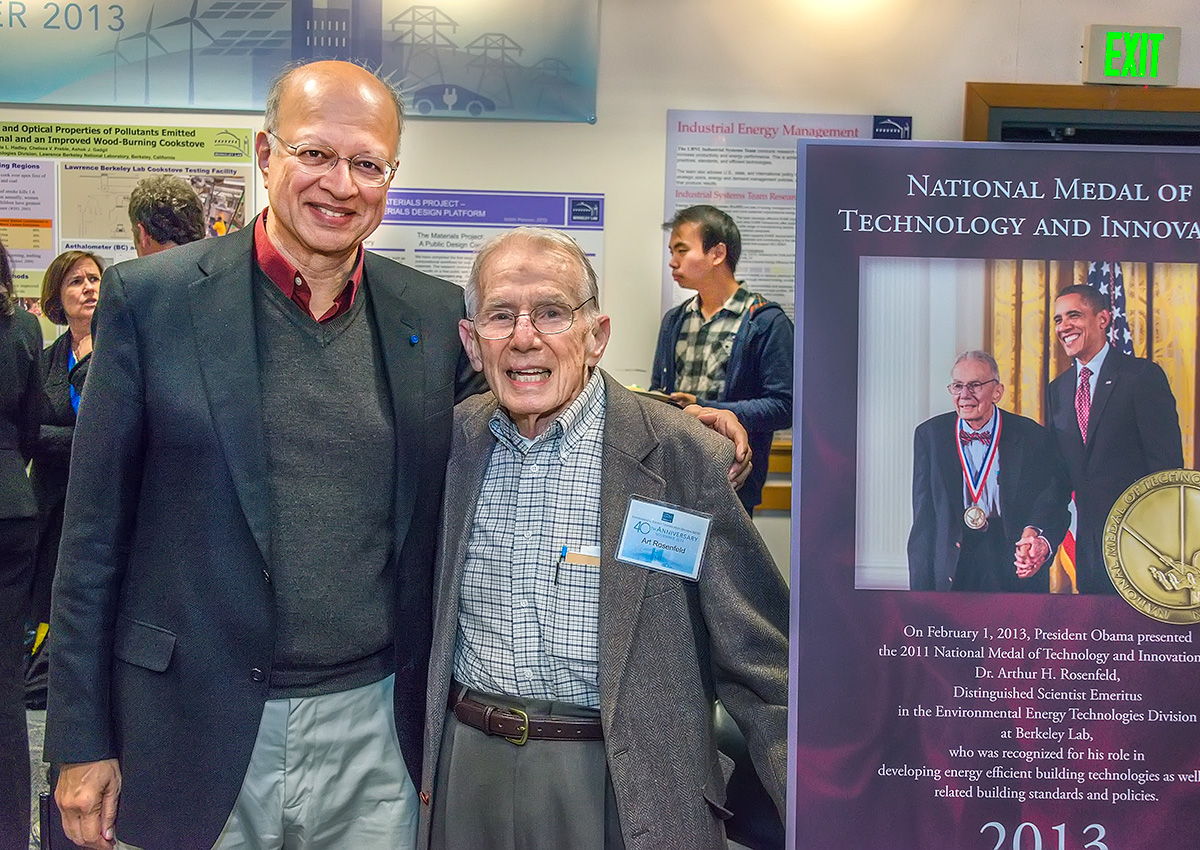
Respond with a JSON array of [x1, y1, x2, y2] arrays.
[[0, 238, 42, 849], [27, 251, 103, 673]]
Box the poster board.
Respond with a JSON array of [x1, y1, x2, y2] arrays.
[[792, 139, 1200, 849]]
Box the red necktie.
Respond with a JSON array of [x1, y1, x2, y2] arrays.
[[1076, 366, 1092, 442]]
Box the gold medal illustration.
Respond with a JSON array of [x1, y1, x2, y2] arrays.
[[1104, 469, 1200, 624], [964, 505, 988, 530]]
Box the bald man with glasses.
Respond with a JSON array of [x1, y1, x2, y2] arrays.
[[907, 351, 1070, 593], [46, 60, 484, 850]]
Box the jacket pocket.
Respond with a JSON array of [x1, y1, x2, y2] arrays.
[[113, 615, 176, 673], [702, 752, 736, 819]]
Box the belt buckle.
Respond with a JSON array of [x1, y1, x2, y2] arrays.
[[503, 707, 530, 746]]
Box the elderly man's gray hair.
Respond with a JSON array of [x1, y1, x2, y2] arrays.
[[465, 227, 600, 320], [953, 350, 1000, 382]]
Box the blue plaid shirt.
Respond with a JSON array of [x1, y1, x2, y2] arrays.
[[453, 371, 606, 708]]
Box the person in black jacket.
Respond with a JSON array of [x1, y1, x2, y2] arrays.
[[1045, 283, 1183, 594], [0, 238, 43, 850], [28, 251, 103, 638], [908, 351, 1070, 592]]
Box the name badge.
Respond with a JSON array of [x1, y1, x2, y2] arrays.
[[616, 497, 713, 581]]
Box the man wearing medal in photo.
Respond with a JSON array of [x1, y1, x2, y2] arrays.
[[908, 351, 1071, 592], [1046, 283, 1184, 595]]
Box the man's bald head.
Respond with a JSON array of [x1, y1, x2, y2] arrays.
[[264, 61, 404, 159]]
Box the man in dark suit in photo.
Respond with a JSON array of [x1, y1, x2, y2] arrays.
[[1046, 283, 1184, 594], [909, 350, 1070, 592], [46, 60, 481, 850]]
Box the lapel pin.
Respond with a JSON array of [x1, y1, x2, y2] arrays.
[[410, 334, 420, 345]]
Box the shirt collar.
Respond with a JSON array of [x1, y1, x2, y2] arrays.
[[253, 209, 364, 321], [1077, 342, 1110, 376], [684, 282, 753, 319], [490, 370, 607, 459]]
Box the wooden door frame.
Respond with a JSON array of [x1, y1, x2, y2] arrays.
[[963, 82, 1200, 141]]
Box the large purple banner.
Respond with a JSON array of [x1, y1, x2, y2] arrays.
[[792, 141, 1200, 850]]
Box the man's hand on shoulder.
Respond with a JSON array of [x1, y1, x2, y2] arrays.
[[682, 404, 752, 489], [57, 759, 122, 849]]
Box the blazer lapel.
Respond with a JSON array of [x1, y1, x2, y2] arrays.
[[187, 227, 271, 565], [1087, 352, 1122, 451], [430, 398, 496, 699], [597, 372, 662, 726], [362, 253, 420, 547], [997, 409, 1023, 519], [940, 417, 963, 516]]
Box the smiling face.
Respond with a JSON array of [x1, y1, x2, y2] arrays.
[[1053, 292, 1111, 363], [256, 62, 400, 271], [667, 221, 725, 290], [60, 257, 101, 328], [460, 240, 610, 438], [950, 357, 1004, 431]]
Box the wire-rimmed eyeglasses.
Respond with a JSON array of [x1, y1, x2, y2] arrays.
[[469, 296, 596, 340], [947, 379, 998, 396], [267, 132, 396, 187]]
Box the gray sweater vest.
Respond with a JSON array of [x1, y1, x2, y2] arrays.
[[254, 268, 396, 697]]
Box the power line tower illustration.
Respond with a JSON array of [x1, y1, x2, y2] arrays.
[[387, 5, 458, 88], [532, 57, 572, 113], [465, 32, 522, 108]]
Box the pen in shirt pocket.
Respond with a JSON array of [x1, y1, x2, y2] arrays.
[[556, 545, 601, 583]]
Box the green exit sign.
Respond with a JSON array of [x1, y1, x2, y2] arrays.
[[1084, 25, 1181, 86]]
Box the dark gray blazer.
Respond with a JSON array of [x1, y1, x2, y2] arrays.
[[908, 409, 1070, 592], [0, 307, 41, 520], [419, 371, 790, 850], [44, 222, 480, 849]]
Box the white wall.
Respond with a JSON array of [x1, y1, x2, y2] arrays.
[[4, 0, 1197, 570], [6, 0, 1198, 378]]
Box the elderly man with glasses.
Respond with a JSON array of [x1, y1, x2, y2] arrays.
[[907, 350, 1070, 593], [46, 60, 486, 850], [416, 227, 789, 850]]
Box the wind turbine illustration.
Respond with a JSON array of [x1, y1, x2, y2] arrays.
[[99, 30, 133, 100], [124, 6, 169, 105], [160, 0, 214, 105]]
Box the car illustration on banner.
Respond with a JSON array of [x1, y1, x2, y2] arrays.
[[410, 85, 498, 118]]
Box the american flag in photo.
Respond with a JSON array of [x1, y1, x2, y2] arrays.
[[1087, 261, 1134, 355]]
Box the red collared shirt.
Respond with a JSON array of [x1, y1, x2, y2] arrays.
[[254, 211, 364, 323]]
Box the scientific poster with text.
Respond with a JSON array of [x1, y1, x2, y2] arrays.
[[792, 140, 1200, 850], [368, 188, 604, 289], [0, 120, 253, 298], [663, 109, 912, 318]]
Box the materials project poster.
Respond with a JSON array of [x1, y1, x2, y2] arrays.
[[792, 140, 1200, 849]]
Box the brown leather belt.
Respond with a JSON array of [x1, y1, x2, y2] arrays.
[[451, 692, 604, 745]]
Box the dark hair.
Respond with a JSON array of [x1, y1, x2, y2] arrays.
[[41, 251, 105, 325], [0, 238, 14, 317], [128, 175, 206, 246], [663, 204, 742, 274], [1056, 283, 1110, 314]]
